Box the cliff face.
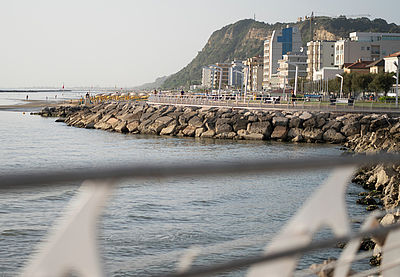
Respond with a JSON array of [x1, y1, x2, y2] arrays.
[[160, 17, 400, 89]]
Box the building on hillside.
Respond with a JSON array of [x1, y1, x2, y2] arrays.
[[313, 67, 344, 81], [343, 59, 373, 74], [277, 52, 307, 87], [244, 56, 264, 92], [306, 41, 336, 80], [384, 51, 400, 73], [335, 32, 400, 67], [263, 26, 302, 89], [367, 59, 385, 74], [228, 60, 245, 88]]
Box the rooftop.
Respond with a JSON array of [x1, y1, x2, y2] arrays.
[[344, 60, 373, 69], [385, 51, 400, 58]]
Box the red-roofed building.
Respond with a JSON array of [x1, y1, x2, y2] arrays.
[[343, 59, 373, 74]]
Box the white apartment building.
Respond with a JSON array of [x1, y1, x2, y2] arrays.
[[306, 41, 336, 80], [244, 56, 264, 92], [277, 52, 307, 87], [201, 67, 213, 88], [263, 26, 302, 89], [335, 32, 400, 67], [384, 52, 400, 73]]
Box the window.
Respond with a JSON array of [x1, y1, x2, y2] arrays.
[[361, 46, 365, 50], [367, 47, 370, 51]]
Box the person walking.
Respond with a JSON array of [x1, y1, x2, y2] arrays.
[[291, 91, 296, 107]]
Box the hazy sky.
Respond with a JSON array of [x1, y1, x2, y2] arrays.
[[0, 0, 399, 88]]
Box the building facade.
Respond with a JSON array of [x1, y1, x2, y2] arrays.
[[306, 41, 336, 80], [201, 63, 231, 89], [335, 32, 400, 67], [228, 60, 245, 88], [384, 52, 400, 73], [244, 56, 264, 92], [277, 52, 307, 87], [263, 26, 302, 89]]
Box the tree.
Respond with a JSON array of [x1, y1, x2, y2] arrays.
[[352, 73, 373, 98], [369, 73, 395, 96]]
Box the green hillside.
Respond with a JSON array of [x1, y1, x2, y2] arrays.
[[160, 17, 400, 89]]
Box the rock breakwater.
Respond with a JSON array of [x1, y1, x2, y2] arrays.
[[35, 103, 400, 145]]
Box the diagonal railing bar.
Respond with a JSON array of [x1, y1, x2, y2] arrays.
[[155, 223, 400, 277], [1, 154, 400, 189]]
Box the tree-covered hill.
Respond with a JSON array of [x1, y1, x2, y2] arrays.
[[157, 17, 400, 89]]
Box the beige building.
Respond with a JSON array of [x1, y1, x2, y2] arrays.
[[335, 32, 400, 67], [277, 52, 307, 87], [244, 56, 264, 92], [306, 41, 336, 80]]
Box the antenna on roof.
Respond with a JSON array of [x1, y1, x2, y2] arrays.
[[254, 13, 256, 21]]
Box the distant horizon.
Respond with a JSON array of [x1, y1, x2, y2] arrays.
[[0, 0, 399, 88]]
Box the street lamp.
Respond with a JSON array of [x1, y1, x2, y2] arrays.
[[335, 74, 344, 98], [287, 62, 299, 96], [394, 61, 399, 108]]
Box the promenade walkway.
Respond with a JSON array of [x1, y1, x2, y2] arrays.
[[148, 94, 400, 114]]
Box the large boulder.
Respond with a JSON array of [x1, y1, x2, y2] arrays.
[[370, 117, 389, 131], [188, 116, 204, 128], [182, 126, 197, 137], [114, 121, 128, 133], [127, 121, 140, 132], [341, 122, 361, 137], [287, 128, 303, 140], [238, 130, 264, 140], [289, 117, 303, 128], [248, 121, 272, 138], [271, 126, 288, 140], [216, 123, 233, 134], [201, 129, 216, 138], [233, 118, 249, 132], [160, 123, 177, 135], [302, 127, 324, 142], [272, 116, 289, 127], [299, 112, 313, 121], [323, 129, 346, 143]]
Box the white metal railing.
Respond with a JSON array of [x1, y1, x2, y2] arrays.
[[2, 154, 400, 276], [147, 94, 400, 113]]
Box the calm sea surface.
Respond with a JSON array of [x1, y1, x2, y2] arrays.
[[0, 92, 370, 276]]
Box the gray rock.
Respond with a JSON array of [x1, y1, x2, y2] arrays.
[[303, 118, 317, 128], [288, 128, 303, 140], [323, 129, 346, 143], [233, 118, 249, 132], [272, 116, 289, 127], [370, 118, 389, 131], [248, 121, 272, 138], [289, 117, 303, 128], [299, 112, 313, 121], [341, 122, 361, 137], [216, 123, 233, 134], [188, 116, 204, 128], [302, 128, 324, 142]]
